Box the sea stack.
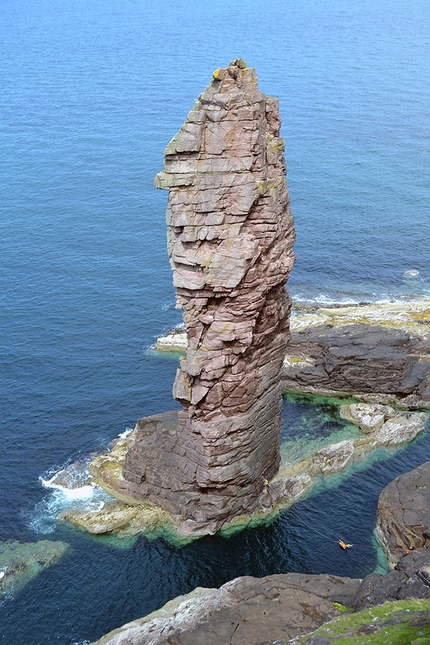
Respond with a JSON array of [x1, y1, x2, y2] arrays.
[[123, 60, 295, 534]]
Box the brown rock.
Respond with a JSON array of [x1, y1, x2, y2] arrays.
[[113, 60, 295, 535], [376, 462, 430, 567], [284, 323, 430, 400]]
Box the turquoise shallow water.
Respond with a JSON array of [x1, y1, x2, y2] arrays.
[[1, 0, 430, 643]]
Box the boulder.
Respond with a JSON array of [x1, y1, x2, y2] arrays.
[[340, 402, 394, 433], [373, 412, 428, 446]]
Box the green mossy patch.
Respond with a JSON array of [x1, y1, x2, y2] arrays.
[[294, 599, 430, 644]]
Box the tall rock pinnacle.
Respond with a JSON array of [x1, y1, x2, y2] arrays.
[[123, 60, 295, 535]]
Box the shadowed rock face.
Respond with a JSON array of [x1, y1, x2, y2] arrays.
[[122, 60, 295, 534], [377, 462, 430, 568]]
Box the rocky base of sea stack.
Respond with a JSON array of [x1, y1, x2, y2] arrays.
[[57, 399, 428, 540]]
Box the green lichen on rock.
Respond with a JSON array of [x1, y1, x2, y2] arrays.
[[290, 599, 430, 644]]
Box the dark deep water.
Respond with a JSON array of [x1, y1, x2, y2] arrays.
[[1, 0, 430, 643]]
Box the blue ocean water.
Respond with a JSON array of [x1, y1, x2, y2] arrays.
[[1, 0, 430, 642]]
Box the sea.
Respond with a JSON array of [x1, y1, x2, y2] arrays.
[[1, 0, 429, 642]]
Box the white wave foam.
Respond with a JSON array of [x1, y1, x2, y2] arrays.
[[27, 462, 114, 535], [292, 292, 430, 307], [118, 427, 133, 439], [41, 480, 95, 501]]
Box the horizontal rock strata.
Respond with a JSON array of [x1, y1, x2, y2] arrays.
[[285, 322, 430, 405], [156, 301, 430, 407], [115, 60, 295, 535], [82, 402, 427, 539]]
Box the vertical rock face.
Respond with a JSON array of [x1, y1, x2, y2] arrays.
[[123, 60, 295, 534]]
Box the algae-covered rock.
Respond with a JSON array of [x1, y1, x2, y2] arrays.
[[0, 539, 69, 598], [285, 598, 430, 644], [59, 499, 172, 536]]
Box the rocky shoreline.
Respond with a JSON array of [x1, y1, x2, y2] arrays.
[[92, 462, 430, 644]]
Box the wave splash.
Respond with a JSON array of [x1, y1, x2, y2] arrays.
[[27, 452, 115, 535]]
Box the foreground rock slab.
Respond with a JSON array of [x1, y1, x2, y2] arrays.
[[284, 598, 430, 644], [93, 573, 355, 645], [377, 461, 430, 568], [93, 549, 430, 645], [96, 59, 295, 536], [0, 539, 69, 598]]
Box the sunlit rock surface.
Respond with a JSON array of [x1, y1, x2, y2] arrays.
[[156, 300, 430, 407], [85, 402, 427, 539], [96, 59, 295, 535]]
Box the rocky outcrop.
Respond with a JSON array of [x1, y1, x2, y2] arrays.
[[340, 403, 427, 445], [93, 572, 357, 645], [93, 549, 430, 645], [156, 301, 430, 407], [376, 462, 430, 568], [283, 598, 430, 644], [94, 60, 295, 536], [284, 323, 430, 404]]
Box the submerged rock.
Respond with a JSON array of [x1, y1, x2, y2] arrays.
[[94, 60, 295, 536], [0, 539, 69, 599], [377, 461, 430, 568]]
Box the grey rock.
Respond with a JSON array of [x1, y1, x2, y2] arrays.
[[93, 549, 430, 645], [377, 463, 430, 567]]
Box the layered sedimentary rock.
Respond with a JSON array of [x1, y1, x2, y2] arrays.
[[284, 323, 430, 404], [120, 59, 295, 534]]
